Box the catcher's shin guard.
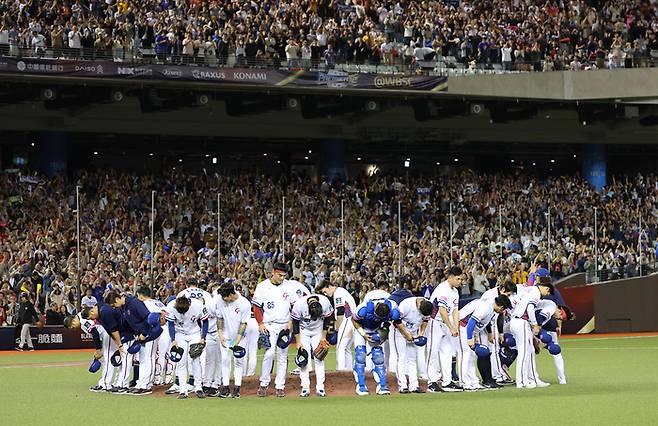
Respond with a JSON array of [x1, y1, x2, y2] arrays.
[[372, 346, 388, 388], [354, 345, 367, 388]]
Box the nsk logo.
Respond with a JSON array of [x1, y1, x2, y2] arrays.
[[117, 67, 152, 75]]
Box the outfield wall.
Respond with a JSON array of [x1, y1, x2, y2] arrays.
[[595, 274, 658, 333], [0, 326, 94, 350]]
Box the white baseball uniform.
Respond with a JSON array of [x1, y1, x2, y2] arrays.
[[245, 317, 259, 376], [536, 299, 566, 384], [458, 298, 496, 388], [178, 287, 220, 388], [479, 287, 505, 381], [80, 314, 112, 390], [332, 287, 357, 371], [291, 294, 334, 392], [509, 286, 542, 388], [166, 298, 209, 394], [427, 281, 459, 386], [393, 297, 430, 392], [252, 279, 308, 390], [216, 294, 252, 387], [135, 298, 166, 390]]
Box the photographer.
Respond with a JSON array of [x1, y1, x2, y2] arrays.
[[16, 293, 39, 351]]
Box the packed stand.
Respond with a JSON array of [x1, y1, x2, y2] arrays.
[[0, 168, 656, 335], [0, 0, 657, 71]]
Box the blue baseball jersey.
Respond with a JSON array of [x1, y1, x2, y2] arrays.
[[122, 296, 152, 337], [98, 302, 133, 343], [353, 298, 400, 331]]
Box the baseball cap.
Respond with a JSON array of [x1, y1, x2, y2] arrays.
[[536, 267, 550, 277]]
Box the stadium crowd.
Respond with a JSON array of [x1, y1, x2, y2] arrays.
[[1, 168, 657, 333], [0, 0, 657, 70]]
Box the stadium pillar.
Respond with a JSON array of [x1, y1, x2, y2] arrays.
[[319, 139, 347, 181], [582, 144, 606, 192], [39, 132, 69, 177]]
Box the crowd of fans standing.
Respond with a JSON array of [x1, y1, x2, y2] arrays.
[[1, 168, 657, 329], [1, 0, 658, 70]]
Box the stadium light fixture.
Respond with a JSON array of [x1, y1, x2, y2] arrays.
[[511, 159, 515, 163], [532, 162, 537, 166], [110, 90, 125, 103], [196, 94, 210, 106], [277, 160, 281, 164], [404, 158, 410, 168], [573, 154, 577, 158], [205, 154, 210, 158], [178, 158, 183, 163], [31, 142, 35, 147], [93, 151, 98, 155], [357, 157, 362, 161], [41, 88, 56, 101], [308, 150, 312, 154], [149, 153, 154, 156], [263, 153, 268, 157], [304, 156, 309, 160], [436, 162, 441, 165], [212, 157, 217, 164], [454, 158, 459, 162], [551, 159, 555, 163]]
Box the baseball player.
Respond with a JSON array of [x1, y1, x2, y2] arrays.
[[509, 277, 554, 389], [178, 279, 220, 395], [215, 282, 252, 398], [458, 295, 512, 390], [252, 262, 308, 397], [479, 280, 517, 384], [83, 292, 136, 394], [107, 291, 164, 395], [165, 296, 210, 399], [427, 266, 463, 392], [64, 313, 111, 392], [391, 296, 433, 393], [316, 281, 357, 371], [135, 287, 168, 392], [291, 294, 334, 397], [535, 299, 570, 384], [351, 296, 400, 396]]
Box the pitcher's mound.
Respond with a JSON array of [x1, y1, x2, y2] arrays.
[[152, 371, 426, 398]]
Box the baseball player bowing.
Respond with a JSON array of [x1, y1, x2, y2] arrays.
[[316, 281, 357, 371], [107, 291, 164, 395], [509, 277, 554, 389], [351, 297, 400, 396], [391, 296, 433, 394], [427, 267, 463, 392], [135, 287, 168, 391], [535, 299, 572, 384], [166, 296, 210, 399], [291, 294, 334, 397], [252, 263, 308, 398], [64, 313, 110, 392], [178, 279, 221, 395], [458, 295, 512, 391], [84, 292, 137, 394], [215, 282, 251, 398]]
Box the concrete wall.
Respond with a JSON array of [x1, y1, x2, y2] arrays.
[[595, 274, 658, 332], [448, 68, 658, 101]]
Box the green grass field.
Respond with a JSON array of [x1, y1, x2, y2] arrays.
[[2, 335, 658, 425]]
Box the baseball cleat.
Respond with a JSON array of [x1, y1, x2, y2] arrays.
[[164, 385, 179, 395], [195, 390, 206, 399], [231, 386, 241, 398], [355, 385, 369, 396], [483, 382, 503, 390], [109, 387, 128, 394], [28, 347, 35, 351], [376, 385, 390, 395], [427, 382, 442, 393], [300, 388, 310, 398], [219, 386, 230, 398], [15, 346, 23, 351], [257, 386, 268, 397], [559, 381, 567, 385], [411, 388, 425, 394], [316, 389, 326, 397], [536, 380, 551, 388], [525, 382, 537, 389], [206, 387, 219, 397], [275, 388, 285, 398], [442, 382, 463, 392], [89, 386, 106, 393], [399, 388, 410, 394], [177, 392, 188, 399]]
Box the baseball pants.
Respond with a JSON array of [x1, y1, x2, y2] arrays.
[[510, 318, 539, 388], [299, 332, 326, 392], [203, 332, 221, 388], [113, 341, 135, 389], [219, 336, 245, 387], [427, 320, 458, 386], [391, 328, 420, 391], [175, 334, 203, 393], [548, 331, 566, 384], [458, 327, 487, 388], [154, 324, 173, 385], [135, 338, 158, 390], [97, 330, 114, 390], [260, 322, 289, 390], [245, 318, 258, 376], [335, 318, 354, 371]]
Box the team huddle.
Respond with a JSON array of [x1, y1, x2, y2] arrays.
[[65, 262, 573, 398]]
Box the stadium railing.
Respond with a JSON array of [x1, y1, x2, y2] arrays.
[[4, 46, 658, 76]]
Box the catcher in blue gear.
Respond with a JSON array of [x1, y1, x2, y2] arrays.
[[350, 298, 400, 396]]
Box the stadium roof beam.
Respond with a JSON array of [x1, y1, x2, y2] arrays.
[[412, 100, 471, 121], [488, 102, 540, 123]]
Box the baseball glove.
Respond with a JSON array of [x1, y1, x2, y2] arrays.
[[313, 339, 330, 361], [189, 342, 206, 359], [258, 331, 271, 350]]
